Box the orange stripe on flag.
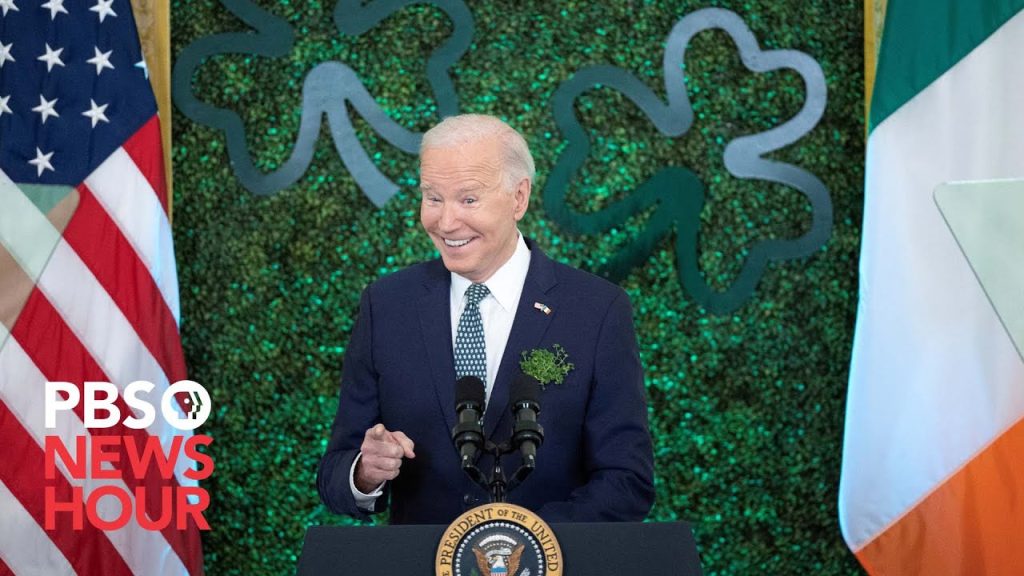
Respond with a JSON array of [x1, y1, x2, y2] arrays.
[[856, 417, 1024, 576]]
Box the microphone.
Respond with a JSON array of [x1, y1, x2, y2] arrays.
[[452, 376, 486, 469], [510, 374, 544, 469]]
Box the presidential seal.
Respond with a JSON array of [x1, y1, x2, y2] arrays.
[[436, 503, 563, 576]]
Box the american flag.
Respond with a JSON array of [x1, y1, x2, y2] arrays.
[[0, 0, 203, 574]]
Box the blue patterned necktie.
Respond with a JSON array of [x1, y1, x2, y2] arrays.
[[454, 283, 490, 385]]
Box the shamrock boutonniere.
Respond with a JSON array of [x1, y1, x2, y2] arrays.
[[520, 344, 574, 388]]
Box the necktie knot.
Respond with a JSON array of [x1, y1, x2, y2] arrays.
[[465, 283, 490, 306]]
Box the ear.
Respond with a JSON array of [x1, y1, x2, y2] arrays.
[[512, 177, 531, 221]]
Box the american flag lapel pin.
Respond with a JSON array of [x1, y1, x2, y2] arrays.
[[533, 302, 552, 315]]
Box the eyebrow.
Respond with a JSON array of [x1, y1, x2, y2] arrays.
[[419, 184, 486, 195]]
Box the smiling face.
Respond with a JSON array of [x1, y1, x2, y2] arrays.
[[419, 136, 530, 283]]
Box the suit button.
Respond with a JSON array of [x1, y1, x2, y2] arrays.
[[463, 494, 472, 505]]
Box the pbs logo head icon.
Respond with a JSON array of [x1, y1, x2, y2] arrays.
[[163, 380, 212, 430]]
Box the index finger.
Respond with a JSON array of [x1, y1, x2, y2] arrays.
[[366, 423, 388, 441]]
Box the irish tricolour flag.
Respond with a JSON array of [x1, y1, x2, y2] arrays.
[[841, 1, 1024, 574]]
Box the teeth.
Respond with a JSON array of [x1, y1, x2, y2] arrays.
[[444, 238, 471, 247]]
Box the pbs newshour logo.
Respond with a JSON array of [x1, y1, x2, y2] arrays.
[[44, 380, 214, 531]]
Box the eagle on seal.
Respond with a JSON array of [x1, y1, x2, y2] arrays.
[[473, 542, 524, 576]]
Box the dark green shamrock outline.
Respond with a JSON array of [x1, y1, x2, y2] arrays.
[[172, 0, 473, 207], [545, 8, 832, 314]]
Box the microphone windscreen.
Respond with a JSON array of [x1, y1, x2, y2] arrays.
[[511, 374, 541, 405], [455, 375, 486, 406]]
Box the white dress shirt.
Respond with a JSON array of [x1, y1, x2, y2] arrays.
[[351, 233, 532, 508], [448, 233, 531, 403]]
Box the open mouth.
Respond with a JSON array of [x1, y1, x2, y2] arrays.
[[444, 237, 474, 248]]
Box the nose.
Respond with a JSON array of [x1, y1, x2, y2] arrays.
[[438, 203, 459, 232]]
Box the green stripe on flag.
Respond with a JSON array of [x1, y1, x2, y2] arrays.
[[0, 174, 64, 355], [0, 171, 62, 281], [870, 0, 1024, 132], [18, 184, 76, 216]]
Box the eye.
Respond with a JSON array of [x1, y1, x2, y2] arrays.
[[463, 197, 477, 205]]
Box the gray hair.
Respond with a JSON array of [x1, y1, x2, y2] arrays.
[[420, 114, 536, 192]]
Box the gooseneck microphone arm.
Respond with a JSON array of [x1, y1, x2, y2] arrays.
[[450, 373, 545, 502]]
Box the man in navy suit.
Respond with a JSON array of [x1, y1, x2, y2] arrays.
[[317, 114, 654, 524]]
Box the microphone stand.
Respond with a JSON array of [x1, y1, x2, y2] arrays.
[[463, 439, 536, 503], [457, 377, 543, 504], [486, 440, 508, 503]]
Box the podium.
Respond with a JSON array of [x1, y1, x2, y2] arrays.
[[296, 521, 702, 575]]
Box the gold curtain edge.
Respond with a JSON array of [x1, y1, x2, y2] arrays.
[[131, 0, 173, 223], [865, 0, 888, 137], [158, 0, 172, 224], [865, 0, 875, 137]]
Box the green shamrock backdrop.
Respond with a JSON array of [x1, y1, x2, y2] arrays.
[[170, 0, 864, 574]]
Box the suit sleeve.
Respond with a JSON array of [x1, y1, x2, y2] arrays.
[[537, 290, 655, 522], [316, 287, 390, 519]]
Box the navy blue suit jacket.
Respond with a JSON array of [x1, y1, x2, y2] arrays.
[[317, 239, 654, 524]]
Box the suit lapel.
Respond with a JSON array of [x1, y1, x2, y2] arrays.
[[484, 244, 558, 439], [418, 261, 457, 430]]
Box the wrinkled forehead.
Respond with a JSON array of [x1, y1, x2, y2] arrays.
[[420, 133, 505, 165], [419, 138, 505, 190]]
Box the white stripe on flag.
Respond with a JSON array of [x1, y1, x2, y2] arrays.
[[40, 244, 196, 488], [841, 9, 1024, 550], [0, 168, 195, 489], [0, 479, 76, 576], [0, 323, 191, 576], [85, 148, 181, 324], [0, 169, 61, 355], [0, 169, 61, 287]]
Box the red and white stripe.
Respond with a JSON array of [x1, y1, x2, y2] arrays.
[[0, 116, 204, 576]]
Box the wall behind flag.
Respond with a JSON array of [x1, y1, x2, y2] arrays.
[[170, 1, 866, 574]]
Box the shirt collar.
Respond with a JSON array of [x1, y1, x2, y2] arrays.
[[451, 233, 531, 312]]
